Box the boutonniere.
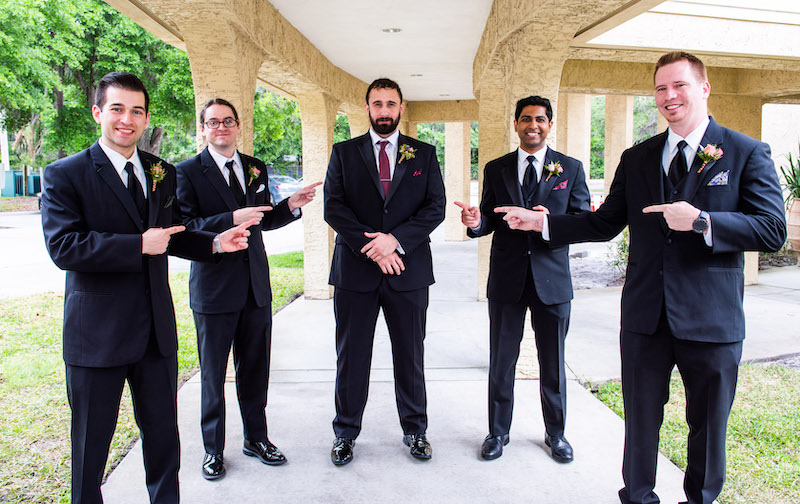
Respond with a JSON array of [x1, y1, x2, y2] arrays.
[[544, 161, 563, 182], [696, 144, 723, 173], [148, 161, 166, 192], [399, 144, 416, 164], [247, 164, 261, 186]]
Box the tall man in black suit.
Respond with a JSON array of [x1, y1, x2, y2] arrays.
[[496, 52, 786, 504], [455, 96, 590, 462], [41, 73, 255, 503], [324, 78, 445, 466], [176, 98, 320, 480]]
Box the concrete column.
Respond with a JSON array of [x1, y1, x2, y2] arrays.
[[444, 122, 471, 241], [181, 24, 263, 154], [557, 93, 591, 180], [344, 105, 371, 139], [709, 94, 764, 285], [297, 91, 341, 299], [604, 95, 634, 195], [400, 119, 417, 139]]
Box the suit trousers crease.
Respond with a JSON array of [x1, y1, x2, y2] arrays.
[[333, 279, 429, 439], [194, 284, 271, 455], [67, 337, 179, 504], [488, 269, 570, 438], [620, 308, 742, 504]]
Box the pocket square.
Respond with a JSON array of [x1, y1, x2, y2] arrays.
[[707, 170, 729, 186], [256, 184, 265, 193], [552, 179, 568, 191]]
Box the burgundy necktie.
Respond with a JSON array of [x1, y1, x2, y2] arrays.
[[378, 140, 391, 197]]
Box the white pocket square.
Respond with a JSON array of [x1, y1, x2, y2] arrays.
[[707, 171, 729, 186], [256, 184, 266, 193]]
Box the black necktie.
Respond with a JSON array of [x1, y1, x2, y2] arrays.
[[125, 161, 145, 219], [226, 160, 245, 206], [523, 155, 538, 205], [669, 140, 688, 187]]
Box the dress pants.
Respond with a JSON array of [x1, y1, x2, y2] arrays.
[[193, 289, 271, 455], [618, 309, 742, 504], [488, 271, 570, 437], [332, 279, 429, 439], [66, 337, 179, 504]]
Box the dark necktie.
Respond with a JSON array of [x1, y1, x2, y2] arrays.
[[125, 162, 145, 219], [669, 140, 688, 187], [523, 155, 538, 205], [226, 160, 245, 206], [378, 140, 391, 197]]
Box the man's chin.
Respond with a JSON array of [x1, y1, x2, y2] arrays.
[[373, 123, 396, 135]]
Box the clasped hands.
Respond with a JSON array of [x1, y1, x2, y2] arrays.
[[361, 232, 404, 275]]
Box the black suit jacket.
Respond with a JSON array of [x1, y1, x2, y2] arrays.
[[550, 117, 786, 342], [469, 148, 590, 305], [324, 133, 446, 292], [176, 148, 298, 313], [41, 142, 216, 367]]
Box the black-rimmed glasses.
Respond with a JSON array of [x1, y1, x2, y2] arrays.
[[204, 118, 238, 129]]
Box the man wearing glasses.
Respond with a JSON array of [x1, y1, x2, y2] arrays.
[[176, 98, 320, 480]]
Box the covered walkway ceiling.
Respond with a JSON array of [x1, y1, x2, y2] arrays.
[[265, 0, 800, 101]]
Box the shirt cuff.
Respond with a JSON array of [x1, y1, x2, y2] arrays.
[[291, 207, 301, 217], [212, 235, 222, 254], [703, 214, 713, 247], [541, 215, 551, 241]]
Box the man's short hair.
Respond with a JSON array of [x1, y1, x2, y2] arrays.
[[366, 78, 403, 105], [199, 98, 239, 124], [654, 51, 708, 83], [95, 72, 150, 113], [514, 96, 553, 122]]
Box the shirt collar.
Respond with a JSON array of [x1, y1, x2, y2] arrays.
[[98, 138, 143, 177], [369, 128, 400, 149], [517, 145, 548, 167], [207, 145, 242, 172], [667, 116, 710, 155]]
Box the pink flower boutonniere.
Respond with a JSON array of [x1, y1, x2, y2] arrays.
[[247, 165, 261, 186], [544, 161, 563, 182], [696, 144, 723, 174], [399, 144, 416, 164], [148, 161, 166, 192]]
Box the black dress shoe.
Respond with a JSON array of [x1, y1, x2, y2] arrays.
[[545, 434, 574, 463], [201, 453, 225, 480], [242, 439, 287, 465], [331, 437, 355, 466], [481, 434, 510, 460], [403, 433, 432, 460]]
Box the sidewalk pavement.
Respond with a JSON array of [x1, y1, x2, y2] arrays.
[[100, 228, 800, 503]]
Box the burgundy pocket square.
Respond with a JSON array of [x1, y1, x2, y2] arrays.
[[413, 169, 423, 176], [552, 179, 568, 190]]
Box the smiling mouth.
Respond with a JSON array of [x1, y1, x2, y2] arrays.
[[665, 104, 681, 111]]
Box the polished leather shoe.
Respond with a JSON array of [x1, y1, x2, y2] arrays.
[[545, 434, 574, 463], [242, 439, 286, 466], [201, 453, 225, 480], [331, 437, 355, 466], [403, 433, 432, 460], [481, 434, 510, 460]]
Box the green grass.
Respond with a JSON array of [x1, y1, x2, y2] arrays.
[[0, 196, 39, 212], [0, 252, 303, 503], [593, 364, 800, 504]]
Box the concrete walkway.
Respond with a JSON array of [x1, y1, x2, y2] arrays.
[[99, 228, 800, 504]]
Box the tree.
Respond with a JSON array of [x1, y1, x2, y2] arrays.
[[590, 96, 605, 179], [416, 122, 445, 172], [253, 88, 302, 172]]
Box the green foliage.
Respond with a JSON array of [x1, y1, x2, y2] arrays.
[[334, 113, 351, 143], [416, 122, 445, 171], [253, 88, 302, 168], [590, 96, 605, 179], [471, 121, 479, 180], [633, 96, 658, 144], [779, 143, 800, 203], [607, 226, 630, 275]]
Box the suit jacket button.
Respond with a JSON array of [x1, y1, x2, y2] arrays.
[[243, 255, 249, 262], [665, 238, 672, 245], [384, 209, 388, 214], [658, 270, 663, 276]]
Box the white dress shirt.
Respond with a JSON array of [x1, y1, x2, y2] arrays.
[[99, 138, 147, 199], [207, 146, 245, 192], [369, 128, 400, 179], [517, 145, 547, 185]]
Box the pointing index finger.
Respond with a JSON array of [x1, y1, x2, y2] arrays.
[[165, 225, 185, 235], [304, 181, 323, 190], [642, 204, 669, 214], [453, 201, 470, 211]]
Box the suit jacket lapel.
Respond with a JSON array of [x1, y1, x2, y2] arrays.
[[240, 153, 256, 206], [200, 147, 239, 211], [91, 142, 144, 231], [501, 152, 524, 207], [532, 149, 559, 206], [680, 118, 724, 202], [357, 133, 384, 198], [385, 134, 411, 206]]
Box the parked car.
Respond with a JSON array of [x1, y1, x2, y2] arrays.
[[269, 175, 302, 203]]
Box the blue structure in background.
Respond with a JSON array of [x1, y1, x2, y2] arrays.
[[1, 171, 40, 197]]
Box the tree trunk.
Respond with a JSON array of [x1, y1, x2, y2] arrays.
[[137, 127, 164, 156]]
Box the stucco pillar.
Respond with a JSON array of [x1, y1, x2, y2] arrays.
[[181, 23, 262, 154], [297, 91, 341, 299], [557, 93, 591, 180], [604, 95, 634, 195], [400, 118, 417, 139], [444, 122, 471, 241], [344, 106, 371, 139], [709, 94, 765, 285]]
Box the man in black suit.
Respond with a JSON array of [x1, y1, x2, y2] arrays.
[[41, 73, 254, 503], [176, 98, 319, 480], [496, 52, 786, 504], [455, 96, 590, 462], [324, 78, 445, 465]]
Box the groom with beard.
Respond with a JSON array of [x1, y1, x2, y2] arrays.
[[324, 78, 445, 466]]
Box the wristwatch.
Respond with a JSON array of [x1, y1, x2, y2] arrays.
[[692, 211, 709, 234]]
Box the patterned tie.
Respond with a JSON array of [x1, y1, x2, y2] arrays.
[[378, 140, 391, 197], [125, 161, 145, 219], [226, 160, 245, 206], [523, 155, 538, 205], [669, 140, 688, 187]]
